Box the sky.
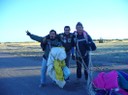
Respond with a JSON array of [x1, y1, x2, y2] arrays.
[[0, 0, 128, 42]]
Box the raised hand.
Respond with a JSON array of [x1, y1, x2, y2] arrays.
[[26, 30, 31, 36]]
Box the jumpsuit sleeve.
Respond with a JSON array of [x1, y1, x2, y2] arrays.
[[29, 34, 44, 42]]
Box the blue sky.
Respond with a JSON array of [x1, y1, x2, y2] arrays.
[[0, 0, 128, 42]]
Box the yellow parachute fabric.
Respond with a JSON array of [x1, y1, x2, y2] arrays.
[[54, 60, 66, 81]]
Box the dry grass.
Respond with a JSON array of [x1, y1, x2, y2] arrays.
[[0, 42, 42, 56], [0, 40, 128, 70]]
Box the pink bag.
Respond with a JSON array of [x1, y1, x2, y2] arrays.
[[93, 70, 118, 90]]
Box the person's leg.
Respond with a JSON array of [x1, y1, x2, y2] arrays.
[[65, 51, 71, 67], [64, 52, 71, 81], [71, 47, 75, 60], [40, 58, 47, 86], [83, 55, 89, 80], [84, 69, 88, 80], [76, 57, 82, 79]]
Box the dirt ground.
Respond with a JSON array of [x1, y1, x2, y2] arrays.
[[0, 52, 89, 95], [0, 40, 128, 95]]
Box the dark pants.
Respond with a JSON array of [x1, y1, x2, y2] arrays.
[[76, 55, 89, 80], [65, 51, 71, 67]]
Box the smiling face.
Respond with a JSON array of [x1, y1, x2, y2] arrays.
[[64, 26, 70, 35], [49, 30, 56, 39], [64, 28, 70, 35], [76, 25, 83, 35]]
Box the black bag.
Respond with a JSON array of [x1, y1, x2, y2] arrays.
[[90, 42, 96, 51]]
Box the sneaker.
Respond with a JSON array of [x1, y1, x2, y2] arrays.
[[39, 83, 46, 88]]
